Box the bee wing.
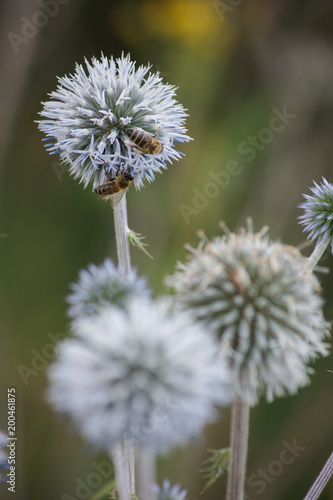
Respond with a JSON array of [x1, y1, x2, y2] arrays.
[[111, 189, 126, 208]]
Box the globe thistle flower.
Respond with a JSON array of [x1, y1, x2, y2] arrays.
[[38, 53, 190, 190], [48, 298, 229, 453], [154, 480, 188, 500], [168, 223, 330, 405], [67, 259, 150, 320], [299, 177, 333, 252]]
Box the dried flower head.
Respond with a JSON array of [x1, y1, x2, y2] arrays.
[[299, 177, 333, 252], [67, 259, 150, 319], [38, 53, 190, 189], [154, 480, 188, 500], [48, 298, 229, 453], [168, 223, 330, 405]]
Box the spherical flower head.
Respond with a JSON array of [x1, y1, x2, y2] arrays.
[[168, 224, 331, 405], [38, 53, 191, 190], [299, 177, 333, 251], [67, 259, 150, 319], [154, 480, 188, 500], [48, 298, 230, 453]]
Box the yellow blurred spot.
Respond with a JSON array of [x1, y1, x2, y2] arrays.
[[142, 0, 218, 40], [110, 0, 236, 57]]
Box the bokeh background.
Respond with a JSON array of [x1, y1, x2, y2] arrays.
[[1, 0, 333, 499]]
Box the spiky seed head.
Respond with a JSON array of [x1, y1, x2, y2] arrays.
[[168, 223, 331, 405]]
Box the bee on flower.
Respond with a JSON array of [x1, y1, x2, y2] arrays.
[[38, 53, 191, 191]]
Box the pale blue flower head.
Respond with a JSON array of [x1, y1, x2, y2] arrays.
[[38, 53, 191, 189], [168, 223, 331, 405], [48, 298, 230, 453], [154, 480, 188, 500], [299, 177, 333, 252], [67, 259, 150, 319]]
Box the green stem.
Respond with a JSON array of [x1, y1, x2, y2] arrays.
[[226, 397, 250, 500], [307, 239, 330, 272], [303, 451, 333, 500]]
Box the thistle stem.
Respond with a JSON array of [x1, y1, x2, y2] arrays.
[[138, 445, 156, 500], [112, 194, 135, 498], [307, 239, 330, 272], [303, 451, 333, 500], [113, 194, 131, 278], [112, 444, 131, 500], [226, 397, 250, 500], [124, 435, 136, 495]]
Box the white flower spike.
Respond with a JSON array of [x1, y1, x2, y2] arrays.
[[38, 53, 191, 190]]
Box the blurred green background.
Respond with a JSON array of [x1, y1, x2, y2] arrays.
[[0, 0, 333, 498]]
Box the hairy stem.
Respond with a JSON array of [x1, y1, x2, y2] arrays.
[[112, 194, 135, 498], [113, 194, 131, 277], [307, 239, 330, 272], [138, 446, 156, 500], [303, 451, 333, 500], [226, 397, 250, 500], [112, 444, 131, 500], [124, 435, 136, 495]]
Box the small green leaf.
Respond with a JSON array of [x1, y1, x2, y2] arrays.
[[127, 229, 153, 259], [108, 488, 119, 500], [108, 490, 138, 500], [200, 447, 230, 494], [89, 479, 115, 500]]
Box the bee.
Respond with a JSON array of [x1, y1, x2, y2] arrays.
[[125, 127, 163, 155], [94, 165, 134, 207]]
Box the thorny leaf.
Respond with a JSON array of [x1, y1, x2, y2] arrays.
[[200, 447, 230, 494], [127, 229, 153, 259]]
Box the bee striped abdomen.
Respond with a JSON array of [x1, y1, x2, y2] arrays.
[[126, 128, 147, 148], [94, 166, 134, 204], [125, 127, 163, 155], [94, 180, 119, 197]]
